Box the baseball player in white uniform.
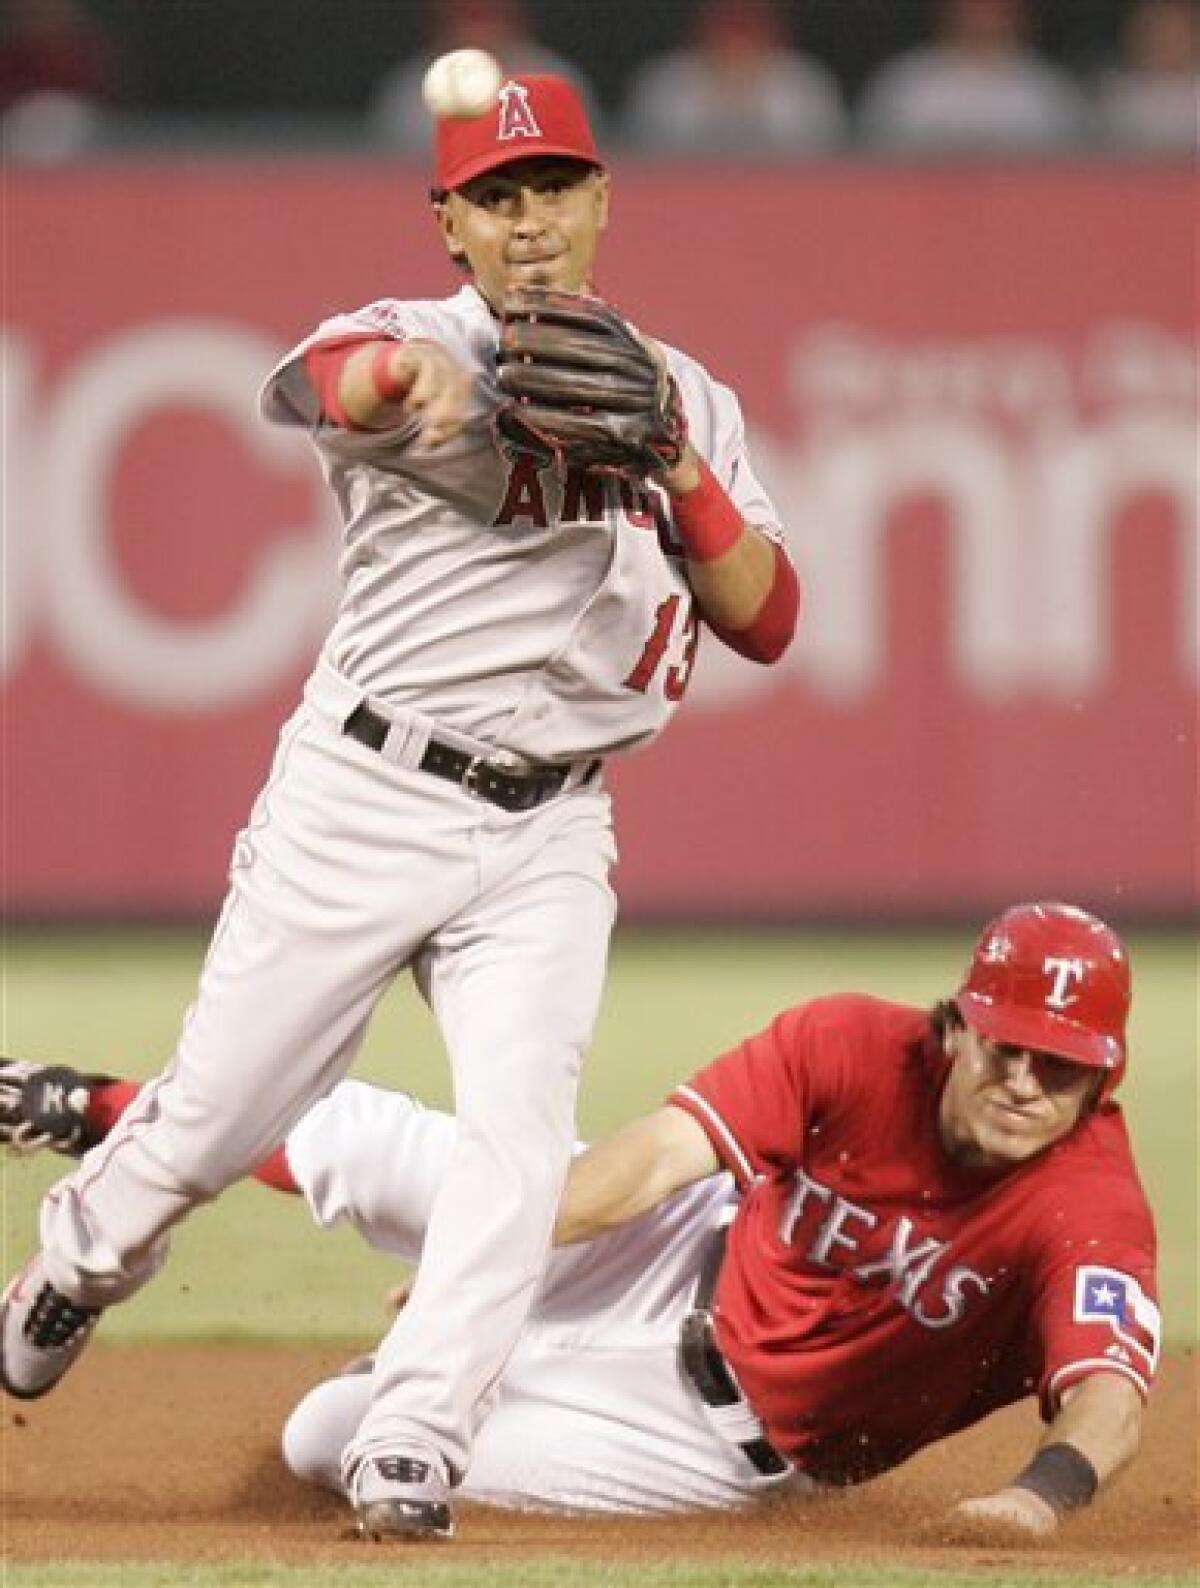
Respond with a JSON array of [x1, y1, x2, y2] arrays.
[[0, 74, 799, 1541]]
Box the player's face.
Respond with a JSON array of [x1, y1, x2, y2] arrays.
[[438, 159, 611, 308], [939, 1027, 1099, 1172]]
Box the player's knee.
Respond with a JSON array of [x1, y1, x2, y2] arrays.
[[281, 1373, 370, 1493]]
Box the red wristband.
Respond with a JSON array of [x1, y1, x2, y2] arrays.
[[370, 341, 413, 405], [670, 457, 744, 563]]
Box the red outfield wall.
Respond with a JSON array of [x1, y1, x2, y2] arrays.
[[5, 163, 1196, 918]]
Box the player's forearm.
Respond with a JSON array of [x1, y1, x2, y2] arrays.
[[687, 528, 787, 626], [661, 451, 799, 662], [313, 339, 415, 430], [957, 1372, 1146, 1538], [553, 1106, 719, 1247], [305, 336, 473, 446], [1027, 1372, 1144, 1492]]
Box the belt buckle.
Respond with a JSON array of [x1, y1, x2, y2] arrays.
[[461, 755, 487, 800]]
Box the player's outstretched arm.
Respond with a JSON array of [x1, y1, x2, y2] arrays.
[[305, 338, 472, 449], [948, 1372, 1144, 1541], [552, 1104, 719, 1247]]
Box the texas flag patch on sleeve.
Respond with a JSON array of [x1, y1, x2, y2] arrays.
[[1074, 1266, 1162, 1374]]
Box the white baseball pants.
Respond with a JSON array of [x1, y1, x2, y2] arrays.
[[281, 1082, 815, 1513], [38, 663, 617, 1484]]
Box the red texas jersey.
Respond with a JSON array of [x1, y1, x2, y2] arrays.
[[669, 994, 1159, 1486]]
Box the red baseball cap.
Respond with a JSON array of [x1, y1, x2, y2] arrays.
[[954, 902, 1131, 1097], [434, 73, 603, 192]]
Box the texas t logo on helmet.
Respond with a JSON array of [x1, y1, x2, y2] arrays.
[[955, 902, 1131, 1100], [1043, 955, 1086, 1010]]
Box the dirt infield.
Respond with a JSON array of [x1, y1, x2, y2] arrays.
[[3, 1345, 1196, 1574]]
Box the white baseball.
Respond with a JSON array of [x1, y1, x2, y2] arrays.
[[422, 49, 505, 120]]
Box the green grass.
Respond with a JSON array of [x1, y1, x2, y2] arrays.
[[3, 1564, 1197, 1588], [1, 930, 1196, 1588], [1, 928, 1196, 1344]]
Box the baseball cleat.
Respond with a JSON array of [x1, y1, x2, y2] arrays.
[[0, 1059, 110, 1156], [0, 1255, 102, 1400], [350, 1454, 454, 1541]]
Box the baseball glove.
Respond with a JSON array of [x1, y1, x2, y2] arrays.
[[494, 288, 688, 478], [0, 1060, 108, 1156]]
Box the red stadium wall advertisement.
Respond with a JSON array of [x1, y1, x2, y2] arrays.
[[4, 163, 1195, 919]]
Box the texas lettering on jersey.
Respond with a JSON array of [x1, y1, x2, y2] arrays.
[[778, 1166, 990, 1331]]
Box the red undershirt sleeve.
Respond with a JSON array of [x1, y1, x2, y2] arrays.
[[704, 539, 800, 664], [303, 333, 386, 430]]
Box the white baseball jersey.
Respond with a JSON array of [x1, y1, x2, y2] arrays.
[[261, 284, 784, 760]]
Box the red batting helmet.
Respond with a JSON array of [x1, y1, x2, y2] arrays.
[[434, 74, 602, 193], [955, 903, 1131, 1098]]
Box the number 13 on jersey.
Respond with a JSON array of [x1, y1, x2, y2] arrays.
[[623, 595, 700, 700]]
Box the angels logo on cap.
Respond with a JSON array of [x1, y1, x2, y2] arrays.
[[497, 82, 543, 141], [434, 73, 602, 192]]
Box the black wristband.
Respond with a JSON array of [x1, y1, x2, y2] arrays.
[[1012, 1442, 1099, 1516]]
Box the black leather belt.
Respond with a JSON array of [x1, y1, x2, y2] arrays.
[[680, 1227, 791, 1478], [343, 702, 593, 814]]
